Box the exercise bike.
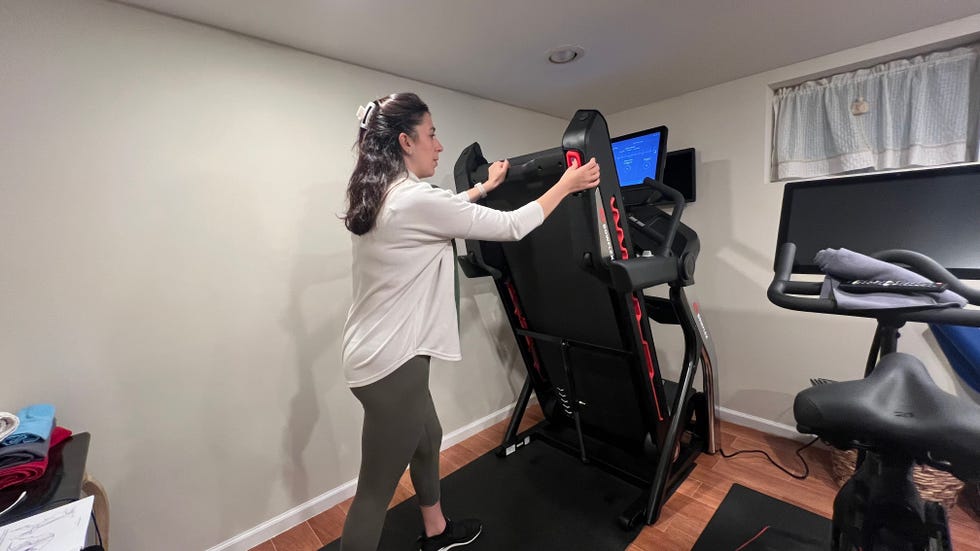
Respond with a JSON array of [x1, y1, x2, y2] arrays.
[[769, 243, 980, 551]]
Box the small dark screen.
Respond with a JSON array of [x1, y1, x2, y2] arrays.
[[658, 148, 696, 204], [777, 164, 980, 279]]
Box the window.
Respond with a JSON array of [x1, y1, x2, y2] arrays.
[[772, 44, 980, 181]]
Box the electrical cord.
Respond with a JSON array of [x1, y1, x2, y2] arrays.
[[0, 491, 27, 518], [90, 510, 104, 549], [79, 510, 105, 551], [720, 436, 821, 480], [7, 497, 75, 518]]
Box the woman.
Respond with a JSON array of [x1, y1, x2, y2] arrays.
[[341, 92, 599, 551]]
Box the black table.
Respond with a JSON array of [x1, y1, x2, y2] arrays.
[[0, 432, 90, 527]]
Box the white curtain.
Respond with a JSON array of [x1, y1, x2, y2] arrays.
[[773, 45, 980, 180]]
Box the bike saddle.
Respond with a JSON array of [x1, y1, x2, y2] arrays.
[[794, 352, 980, 481]]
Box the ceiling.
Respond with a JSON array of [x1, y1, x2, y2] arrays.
[[118, 0, 980, 118]]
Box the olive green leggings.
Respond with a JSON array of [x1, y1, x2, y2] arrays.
[[341, 356, 442, 551]]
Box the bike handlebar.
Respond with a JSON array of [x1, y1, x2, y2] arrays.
[[768, 242, 980, 326]]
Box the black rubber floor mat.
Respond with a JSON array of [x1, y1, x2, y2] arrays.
[[692, 483, 831, 551], [321, 438, 644, 550]]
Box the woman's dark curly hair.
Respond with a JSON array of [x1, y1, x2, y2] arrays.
[[343, 92, 429, 235]]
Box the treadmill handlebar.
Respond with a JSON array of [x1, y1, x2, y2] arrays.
[[457, 251, 502, 280], [768, 242, 980, 326], [641, 177, 685, 257], [609, 255, 679, 293], [469, 146, 566, 186]]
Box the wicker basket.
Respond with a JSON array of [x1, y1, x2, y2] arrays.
[[831, 448, 964, 510]]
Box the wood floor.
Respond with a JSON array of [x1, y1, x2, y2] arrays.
[[250, 405, 980, 551]]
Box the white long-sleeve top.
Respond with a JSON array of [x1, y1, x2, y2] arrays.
[[342, 171, 545, 387]]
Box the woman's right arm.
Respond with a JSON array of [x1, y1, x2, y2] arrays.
[[409, 158, 600, 242], [460, 157, 600, 240], [534, 157, 600, 218]]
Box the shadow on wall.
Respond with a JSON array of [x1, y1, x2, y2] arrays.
[[725, 388, 796, 426], [103, 176, 292, 547], [698, 158, 781, 290], [280, 183, 353, 505], [280, 250, 350, 503], [462, 274, 527, 397], [708, 306, 878, 426]]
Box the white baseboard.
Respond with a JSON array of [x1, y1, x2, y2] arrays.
[[204, 479, 359, 551], [717, 406, 813, 443], [206, 400, 526, 551]]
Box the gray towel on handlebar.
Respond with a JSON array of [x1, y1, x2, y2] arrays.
[[815, 248, 967, 310]]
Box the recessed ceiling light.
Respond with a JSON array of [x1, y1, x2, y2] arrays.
[[548, 45, 584, 64]]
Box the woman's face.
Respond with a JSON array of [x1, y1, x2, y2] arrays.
[[401, 112, 443, 179]]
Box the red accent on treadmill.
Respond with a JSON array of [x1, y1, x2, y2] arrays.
[[565, 150, 583, 168], [609, 197, 629, 261], [505, 281, 542, 375], [609, 196, 664, 421]]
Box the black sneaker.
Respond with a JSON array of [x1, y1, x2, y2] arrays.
[[418, 518, 483, 551]]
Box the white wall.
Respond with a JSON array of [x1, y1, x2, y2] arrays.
[[607, 16, 980, 426], [0, 1, 565, 549]]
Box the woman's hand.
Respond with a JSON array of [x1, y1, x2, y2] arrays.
[[558, 157, 600, 194], [485, 159, 510, 192], [533, 157, 600, 219]]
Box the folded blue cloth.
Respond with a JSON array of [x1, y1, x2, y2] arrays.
[[815, 248, 967, 310], [1, 404, 55, 446], [930, 324, 980, 393]]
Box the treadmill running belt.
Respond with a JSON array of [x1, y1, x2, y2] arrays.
[[320, 438, 644, 550]]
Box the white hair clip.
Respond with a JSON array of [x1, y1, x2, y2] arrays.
[[356, 102, 377, 129]]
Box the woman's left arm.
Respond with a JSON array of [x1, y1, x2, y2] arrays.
[[454, 160, 509, 203]]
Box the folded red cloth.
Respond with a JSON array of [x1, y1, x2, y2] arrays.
[[0, 426, 72, 491]]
